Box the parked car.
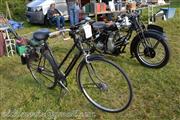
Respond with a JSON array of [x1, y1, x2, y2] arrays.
[[26, 0, 68, 24]]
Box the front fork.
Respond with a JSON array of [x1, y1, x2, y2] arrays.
[[134, 21, 152, 50], [130, 19, 153, 58]]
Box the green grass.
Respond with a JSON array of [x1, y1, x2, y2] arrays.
[[1, 2, 180, 120]]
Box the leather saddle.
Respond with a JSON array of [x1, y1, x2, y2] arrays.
[[92, 22, 106, 30], [33, 29, 50, 41], [92, 22, 116, 31]]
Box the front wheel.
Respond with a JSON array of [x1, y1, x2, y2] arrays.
[[77, 56, 133, 113], [134, 32, 170, 68]]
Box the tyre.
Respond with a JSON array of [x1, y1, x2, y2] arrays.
[[134, 32, 170, 68], [27, 50, 57, 89], [77, 56, 133, 113]]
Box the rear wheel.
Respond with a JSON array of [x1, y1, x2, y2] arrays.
[[134, 32, 170, 68], [77, 56, 133, 113], [27, 51, 57, 89]]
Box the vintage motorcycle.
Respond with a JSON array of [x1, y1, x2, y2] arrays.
[[91, 12, 170, 68]]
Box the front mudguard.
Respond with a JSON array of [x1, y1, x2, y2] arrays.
[[130, 30, 168, 57], [76, 54, 104, 76], [147, 24, 167, 38], [79, 54, 105, 64]]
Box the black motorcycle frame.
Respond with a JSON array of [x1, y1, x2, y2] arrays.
[[92, 13, 167, 57]]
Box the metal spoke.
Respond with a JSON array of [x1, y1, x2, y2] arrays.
[[82, 83, 99, 88], [85, 64, 100, 88], [41, 70, 55, 77], [39, 73, 54, 82], [88, 63, 104, 83], [43, 68, 54, 74], [30, 63, 38, 67], [29, 64, 38, 71], [145, 38, 152, 47], [153, 41, 160, 49], [138, 52, 145, 56]]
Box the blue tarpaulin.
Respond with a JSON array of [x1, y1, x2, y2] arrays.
[[8, 20, 23, 30]]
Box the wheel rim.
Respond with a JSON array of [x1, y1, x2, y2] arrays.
[[28, 54, 55, 88], [137, 38, 166, 66], [79, 59, 132, 112]]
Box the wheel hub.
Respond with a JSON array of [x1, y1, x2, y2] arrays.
[[144, 47, 156, 58], [37, 67, 44, 73], [97, 83, 108, 91]]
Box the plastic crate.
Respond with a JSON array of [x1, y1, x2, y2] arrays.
[[100, 3, 107, 12], [96, 3, 101, 12], [84, 3, 90, 13], [16, 45, 27, 56], [161, 8, 176, 19]]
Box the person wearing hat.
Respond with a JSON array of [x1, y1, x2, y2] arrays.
[[47, 3, 65, 30]]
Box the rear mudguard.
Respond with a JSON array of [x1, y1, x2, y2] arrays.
[[130, 30, 168, 57]]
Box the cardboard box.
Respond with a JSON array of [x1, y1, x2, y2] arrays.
[[127, 2, 136, 11], [96, 3, 101, 12], [0, 32, 5, 56], [0, 17, 8, 24], [100, 3, 107, 12]]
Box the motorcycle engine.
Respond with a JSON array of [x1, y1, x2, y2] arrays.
[[107, 31, 121, 54], [93, 21, 124, 55], [96, 41, 104, 50], [94, 31, 122, 55], [94, 32, 106, 50]]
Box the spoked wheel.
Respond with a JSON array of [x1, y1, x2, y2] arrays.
[[27, 51, 57, 89], [77, 56, 133, 113], [134, 32, 170, 68]]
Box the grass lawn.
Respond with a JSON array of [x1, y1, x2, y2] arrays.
[[0, 1, 180, 120]]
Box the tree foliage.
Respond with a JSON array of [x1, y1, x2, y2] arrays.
[[0, 0, 30, 20]]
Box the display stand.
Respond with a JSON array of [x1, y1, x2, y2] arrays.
[[84, 0, 170, 23], [94, 0, 127, 21], [147, 2, 170, 24], [0, 27, 16, 57]]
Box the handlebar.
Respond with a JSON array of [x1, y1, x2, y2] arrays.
[[49, 18, 95, 42], [49, 29, 71, 37]]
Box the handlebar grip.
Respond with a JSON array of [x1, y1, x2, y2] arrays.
[[49, 31, 61, 37]]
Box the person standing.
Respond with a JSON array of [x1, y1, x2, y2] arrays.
[[66, 0, 80, 26], [47, 3, 65, 30]]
